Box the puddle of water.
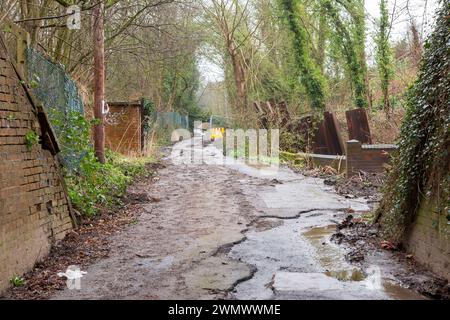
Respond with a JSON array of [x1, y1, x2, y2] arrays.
[[302, 225, 426, 300], [303, 225, 348, 272], [325, 269, 366, 282], [304, 225, 336, 239], [382, 281, 426, 300]]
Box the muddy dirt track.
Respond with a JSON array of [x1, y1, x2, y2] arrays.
[[51, 138, 425, 300]]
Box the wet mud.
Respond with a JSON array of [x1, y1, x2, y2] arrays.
[[47, 138, 434, 300]]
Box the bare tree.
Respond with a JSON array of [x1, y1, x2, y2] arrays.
[[201, 0, 256, 115]]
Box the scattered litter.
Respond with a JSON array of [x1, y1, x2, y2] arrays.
[[57, 266, 87, 280]]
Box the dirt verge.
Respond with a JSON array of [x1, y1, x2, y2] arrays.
[[292, 165, 385, 200], [1, 162, 161, 300], [332, 216, 450, 300]]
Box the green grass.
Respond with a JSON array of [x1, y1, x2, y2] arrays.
[[10, 276, 25, 287]]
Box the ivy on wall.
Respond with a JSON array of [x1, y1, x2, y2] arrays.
[[376, 3, 450, 243]]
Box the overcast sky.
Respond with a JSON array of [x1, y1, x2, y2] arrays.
[[365, 0, 438, 41], [199, 0, 439, 85]]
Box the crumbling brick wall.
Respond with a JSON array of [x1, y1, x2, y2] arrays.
[[105, 102, 143, 156], [0, 42, 73, 293], [346, 140, 397, 176]]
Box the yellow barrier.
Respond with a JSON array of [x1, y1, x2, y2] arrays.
[[210, 128, 225, 141]]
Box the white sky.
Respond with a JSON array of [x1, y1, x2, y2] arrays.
[[199, 0, 440, 85]]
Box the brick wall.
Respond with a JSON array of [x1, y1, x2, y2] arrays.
[[294, 140, 396, 176], [0, 42, 73, 293], [105, 102, 143, 156], [346, 140, 397, 177], [406, 196, 450, 281]]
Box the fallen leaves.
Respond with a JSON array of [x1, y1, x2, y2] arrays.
[[380, 240, 397, 250], [2, 202, 145, 300]]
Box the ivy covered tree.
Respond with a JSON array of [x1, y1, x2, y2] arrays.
[[279, 0, 328, 110], [323, 0, 368, 108], [163, 57, 201, 115], [279, 0, 369, 110], [375, 0, 394, 114], [376, 2, 449, 243]]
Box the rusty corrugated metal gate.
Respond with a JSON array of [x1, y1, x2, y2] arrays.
[[253, 100, 345, 156], [313, 112, 345, 155], [346, 108, 372, 144]]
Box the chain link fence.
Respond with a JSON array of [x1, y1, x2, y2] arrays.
[[156, 112, 189, 130], [26, 47, 85, 170]]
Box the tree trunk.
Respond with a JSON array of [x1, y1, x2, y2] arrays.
[[229, 42, 248, 112], [93, 2, 106, 164]]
